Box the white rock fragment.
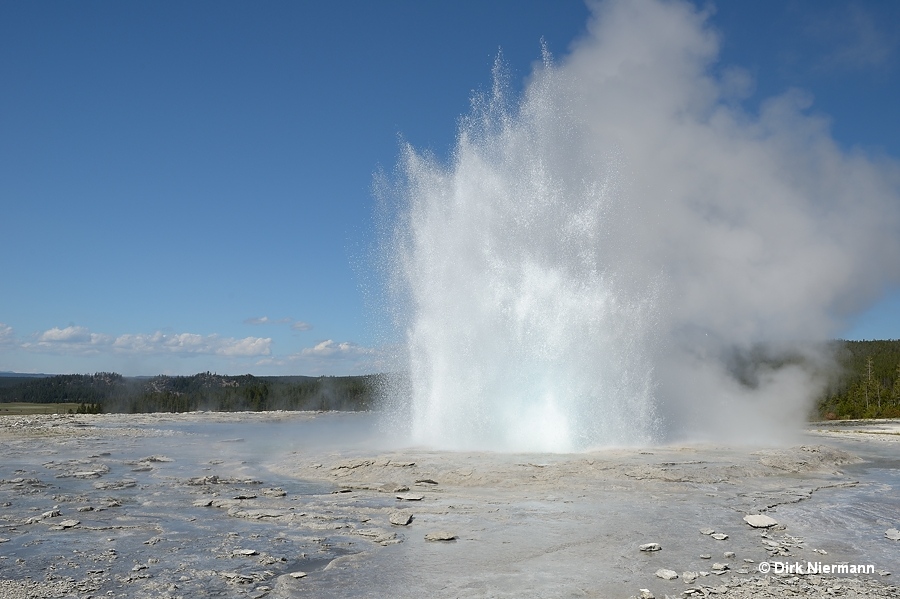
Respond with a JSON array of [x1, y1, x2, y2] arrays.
[[700, 528, 715, 535], [396, 493, 424, 501], [289, 571, 307, 579], [639, 542, 661, 552], [389, 511, 412, 526], [743, 514, 778, 528], [58, 519, 79, 528], [141, 455, 173, 462], [355, 528, 389, 538], [711, 562, 729, 571], [682, 571, 698, 583], [655, 568, 678, 580], [885, 528, 900, 541], [424, 531, 456, 541], [710, 533, 728, 540], [232, 549, 258, 556], [639, 589, 655, 599]]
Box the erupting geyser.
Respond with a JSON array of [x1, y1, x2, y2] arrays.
[[376, 0, 900, 451], [382, 68, 659, 452]]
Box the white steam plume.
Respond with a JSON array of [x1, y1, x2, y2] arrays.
[[377, 0, 900, 450]]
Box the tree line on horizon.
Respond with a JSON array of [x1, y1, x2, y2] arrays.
[[0, 371, 376, 414], [1, 339, 899, 419]]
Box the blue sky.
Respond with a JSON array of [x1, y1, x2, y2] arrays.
[[1, 0, 899, 377]]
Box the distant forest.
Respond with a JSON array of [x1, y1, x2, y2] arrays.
[[817, 340, 900, 419], [1, 339, 899, 419], [0, 372, 377, 414]]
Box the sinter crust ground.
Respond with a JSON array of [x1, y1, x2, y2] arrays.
[[0, 412, 897, 598]]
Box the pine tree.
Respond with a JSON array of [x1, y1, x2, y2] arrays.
[[865, 356, 874, 412], [892, 361, 900, 407]]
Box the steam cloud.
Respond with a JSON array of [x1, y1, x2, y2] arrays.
[[378, 0, 900, 449]]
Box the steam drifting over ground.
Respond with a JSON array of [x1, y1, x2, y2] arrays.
[[377, 0, 900, 451]]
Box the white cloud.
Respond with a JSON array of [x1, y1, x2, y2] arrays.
[[245, 316, 311, 331], [0, 323, 14, 346], [12, 322, 378, 375], [300, 339, 372, 357], [23, 325, 271, 358], [252, 339, 378, 375], [244, 316, 271, 325], [37, 326, 92, 343], [24, 326, 112, 354], [218, 336, 272, 356], [113, 332, 272, 357]]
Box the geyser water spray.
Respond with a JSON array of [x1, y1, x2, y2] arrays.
[[377, 51, 661, 452], [376, 0, 900, 451]]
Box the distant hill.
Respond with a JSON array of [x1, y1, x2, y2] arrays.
[[0, 372, 51, 390], [0, 371, 50, 378]]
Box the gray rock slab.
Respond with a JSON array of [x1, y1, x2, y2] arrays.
[[396, 493, 424, 501], [389, 510, 412, 526], [743, 514, 778, 528]]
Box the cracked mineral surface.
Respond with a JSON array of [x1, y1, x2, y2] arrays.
[[0, 413, 898, 598]]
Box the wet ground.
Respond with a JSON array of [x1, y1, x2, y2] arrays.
[[0, 412, 898, 598]]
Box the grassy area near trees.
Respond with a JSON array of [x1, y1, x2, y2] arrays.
[[0, 402, 83, 415]]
